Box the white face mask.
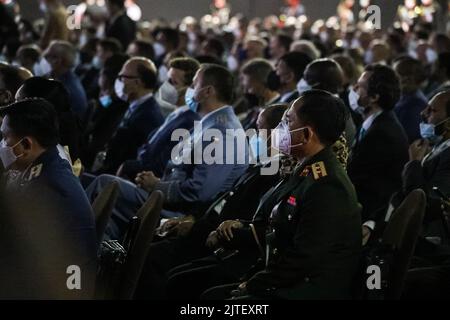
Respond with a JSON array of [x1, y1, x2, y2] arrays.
[[0, 139, 24, 170], [39, 2, 48, 13], [426, 48, 438, 64], [364, 50, 374, 65], [158, 80, 178, 105], [348, 88, 365, 115], [153, 42, 166, 59], [297, 78, 312, 95], [33, 58, 52, 77], [114, 79, 128, 102], [271, 121, 307, 155], [158, 65, 169, 84]]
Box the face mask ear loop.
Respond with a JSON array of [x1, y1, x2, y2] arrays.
[[290, 127, 311, 148]]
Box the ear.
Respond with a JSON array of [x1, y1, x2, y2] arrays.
[[369, 93, 380, 105], [21, 137, 33, 151], [0, 90, 13, 105], [303, 126, 313, 142]]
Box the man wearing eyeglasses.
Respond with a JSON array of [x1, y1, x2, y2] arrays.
[[97, 57, 164, 174]]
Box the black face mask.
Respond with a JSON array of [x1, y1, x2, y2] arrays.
[[267, 71, 281, 92]]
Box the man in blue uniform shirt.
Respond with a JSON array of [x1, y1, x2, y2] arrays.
[[86, 64, 249, 241], [0, 99, 97, 299]]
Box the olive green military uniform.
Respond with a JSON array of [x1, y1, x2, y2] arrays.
[[243, 146, 362, 299]]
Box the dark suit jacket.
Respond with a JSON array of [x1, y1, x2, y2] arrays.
[[273, 90, 299, 105], [340, 88, 363, 132], [1, 147, 97, 299], [105, 12, 136, 50], [402, 139, 450, 223], [81, 98, 128, 168], [394, 90, 428, 143], [348, 111, 409, 222], [102, 96, 164, 173], [121, 107, 200, 179]]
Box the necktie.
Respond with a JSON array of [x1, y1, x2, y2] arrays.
[[358, 128, 367, 142]]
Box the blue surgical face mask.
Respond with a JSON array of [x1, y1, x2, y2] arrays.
[[92, 56, 103, 69], [420, 122, 442, 144], [420, 118, 449, 143], [185, 87, 199, 113], [99, 95, 113, 108], [249, 134, 268, 160]]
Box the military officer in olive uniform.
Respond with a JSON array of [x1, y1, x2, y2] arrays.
[[202, 90, 362, 300], [0, 99, 97, 299], [167, 91, 362, 300]]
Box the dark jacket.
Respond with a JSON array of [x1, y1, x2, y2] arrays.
[[57, 71, 89, 121], [81, 98, 128, 168], [348, 111, 409, 222], [105, 12, 137, 50], [121, 106, 199, 179], [1, 147, 97, 299], [402, 139, 450, 223], [102, 95, 164, 173], [394, 90, 428, 143], [244, 147, 362, 299]]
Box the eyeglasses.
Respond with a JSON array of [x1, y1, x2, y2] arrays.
[[117, 75, 140, 81]]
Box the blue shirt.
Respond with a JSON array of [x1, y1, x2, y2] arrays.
[[58, 71, 89, 120]]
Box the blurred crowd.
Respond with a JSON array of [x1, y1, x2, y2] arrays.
[[0, 0, 449, 300]]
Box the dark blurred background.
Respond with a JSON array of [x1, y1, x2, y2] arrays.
[[17, 0, 407, 28]]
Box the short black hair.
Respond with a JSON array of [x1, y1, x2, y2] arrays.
[[201, 64, 234, 104], [98, 38, 123, 54], [16, 77, 71, 113], [158, 28, 180, 51], [365, 64, 400, 111], [275, 33, 293, 52], [438, 52, 450, 79], [296, 90, 348, 146], [106, 0, 125, 9], [393, 56, 426, 85], [279, 51, 312, 82], [204, 38, 225, 58], [130, 40, 155, 60], [264, 104, 289, 129], [17, 46, 41, 63], [0, 98, 59, 148], [102, 53, 129, 84], [169, 57, 200, 86], [136, 63, 157, 90], [0, 64, 24, 96], [304, 58, 344, 94]]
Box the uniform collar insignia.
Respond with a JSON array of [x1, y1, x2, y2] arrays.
[[311, 161, 328, 180]]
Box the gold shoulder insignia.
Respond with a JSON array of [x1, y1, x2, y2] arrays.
[[28, 164, 43, 181], [311, 161, 328, 180], [299, 166, 311, 177]]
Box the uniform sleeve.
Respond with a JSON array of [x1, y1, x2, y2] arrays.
[[246, 181, 359, 295]]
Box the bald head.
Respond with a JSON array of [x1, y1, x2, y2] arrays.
[[422, 90, 450, 139]]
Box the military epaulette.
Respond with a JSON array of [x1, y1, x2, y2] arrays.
[[311, 161, 328, 180], [299, 166, 311, 177], [27, 163, 43, 181]]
